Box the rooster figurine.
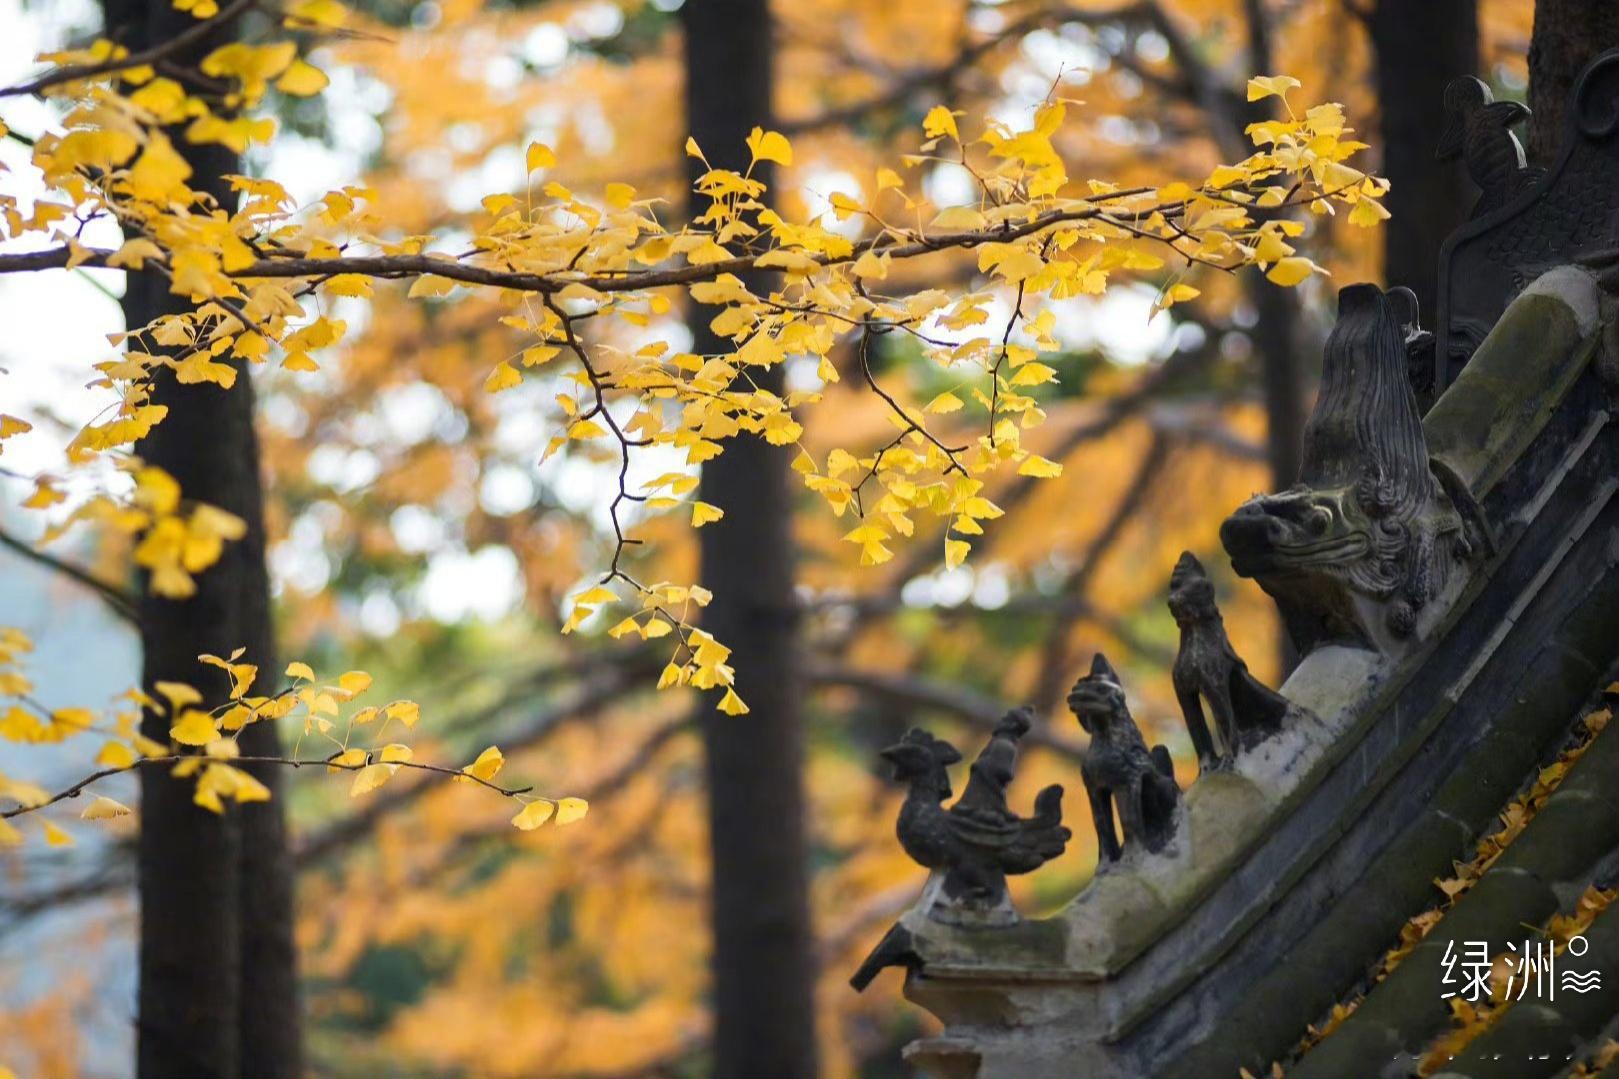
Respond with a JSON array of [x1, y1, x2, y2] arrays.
[[879, 709, 1070, 913]]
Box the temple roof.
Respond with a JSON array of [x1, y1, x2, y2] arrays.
[[854, 51, 1619, 1079]]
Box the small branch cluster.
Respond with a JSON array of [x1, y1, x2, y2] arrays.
[[0, 631, 586, 844]]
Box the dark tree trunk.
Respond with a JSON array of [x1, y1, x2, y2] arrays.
[[100, 2, 301, 1076], [1250, 281, 1303, 490], [1238, 1, 1306, 672], [1370, 0, 1479, 322], [1528, 0, 1619, 166], [683, 2, 819, 1076]]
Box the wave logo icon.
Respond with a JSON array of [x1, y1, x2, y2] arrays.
[[1562, 970, 1601, 993], [1560, 936, 1600, 995]]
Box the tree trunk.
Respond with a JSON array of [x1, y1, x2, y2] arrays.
[[1238, 1, 1306, 672], [101, 2, 301, 1076], [1370, 0, 1479, 322], [1249, 281, 1303, 490], [1528, 0, 1619, 165], [683, 2, 819, 1076]]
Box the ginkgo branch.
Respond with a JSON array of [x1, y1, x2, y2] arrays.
[[297, 667, 639, 865], [0, 526, 138, 624], [0, 0, 261, 99], [0, 187, 1218, 295], [854, 321, 969, 484], [0, 752, 533, 821], [543, 295, 647, 580]]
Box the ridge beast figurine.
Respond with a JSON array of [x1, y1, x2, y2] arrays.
[[1169, 552, 1309, 773], [1434, 50, 1619, 390], [1069, 654, 1181, 863], [1219, 285, 1486, 656], [878, 709, 1069, 915], [1437, 75, 1541, 218]]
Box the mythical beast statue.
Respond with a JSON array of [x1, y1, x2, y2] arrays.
[[1220, 285, 1487, 656]]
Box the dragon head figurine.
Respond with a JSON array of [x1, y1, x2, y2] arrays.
[[1220, 285, 1480, 655]]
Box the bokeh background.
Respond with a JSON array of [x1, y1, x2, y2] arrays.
[[0, 0, 1536, 1074]]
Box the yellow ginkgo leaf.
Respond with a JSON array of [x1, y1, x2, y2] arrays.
[[691, 501, 724, 527], [485, 362, 522, 393], [82, 796, 133, 821], [42, 820, 73, 847], [462, 746, 504, 783], [156, 680, 202, 709], [349, 764, 392, 797], [406, 275, 456, 299], [337, 670, 372, 696], [323, 273, 372, 298], [554, 796, 589, 824], [170, 710, 220, 747], [717, 688, 750, 716], [1008, 362, 1057, 388], [512, 800, 554, 830], [923, 104, 960, 140], [285, 661, 315, 681], [526, 141, 556, 172], [327, 748, 366, 771], [1017, 455, 1063, 478], [275, 58, 328, 96], [96, 741, 136, 769], [382, 700, 420, 727], [1348, 197, 1392, 227], [926, 391, 964, 414], [1266, 256, 1318, 287], [745, 127, 792, 166], [1247, 74, 1302, 102]]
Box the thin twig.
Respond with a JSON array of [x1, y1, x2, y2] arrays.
[[1, 750, 534, 820], [0, 0, 259, 99], [0, 526, 138, 624]]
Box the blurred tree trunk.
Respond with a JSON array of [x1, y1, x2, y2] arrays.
[[1370, 0, 1478, 324], [683, 2, 818, 1076], [100, 2, 300, 1076], [1237, 1, 1305, 672], [1249, 283, 1303, 490], [1528, 0, 1619, 164]]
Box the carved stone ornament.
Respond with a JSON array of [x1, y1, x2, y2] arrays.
[[1437, 75, 1541, 219], [1220, 285, 1486, 656], [1435, 49, 1619, 392], [1068, 653, 1180, 864], [1168, 551, 1308, 773], [877, 711, 1069, 922]]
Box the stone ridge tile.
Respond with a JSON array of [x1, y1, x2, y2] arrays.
[[1495, 791, 1619, 885], [1286, 1020, 1405, 1079], [1434, 1004, 1579, 1079], [1190, 812, 1470, 1077], [1552, 720, 1619, 812], [1430, 869, 1561, 948], [1428, 721, 1546, 835]]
